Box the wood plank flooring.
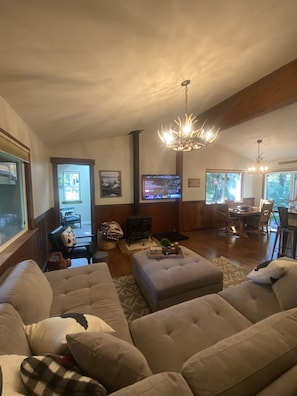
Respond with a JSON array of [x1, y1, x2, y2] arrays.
[[107, 228, 277, 278]]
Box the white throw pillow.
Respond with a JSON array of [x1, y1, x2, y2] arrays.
[[24, 313, 114, 355], [247, 259, 288, 284], [61, 226, 76, 248]]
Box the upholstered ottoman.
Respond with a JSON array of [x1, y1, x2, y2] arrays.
[[132, 246, 223, 311]]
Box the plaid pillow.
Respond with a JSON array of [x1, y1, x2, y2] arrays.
[[20, 354, 107, 396]]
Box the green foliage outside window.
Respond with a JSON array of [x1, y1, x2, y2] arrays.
[[206, 171, 242, 204], [265, 171, 297, 209]]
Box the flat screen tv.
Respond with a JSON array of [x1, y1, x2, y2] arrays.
[[142, 174, 181, 200]]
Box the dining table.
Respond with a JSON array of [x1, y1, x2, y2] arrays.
[[229, 206, 261, 237]]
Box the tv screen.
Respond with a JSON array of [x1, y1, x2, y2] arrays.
[[142, 174, 181, 200]]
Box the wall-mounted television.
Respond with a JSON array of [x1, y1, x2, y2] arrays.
[[142, 174, 181, 200]]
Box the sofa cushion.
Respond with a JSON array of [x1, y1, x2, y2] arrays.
[[272, 260, 297, 310], [0, 303, 31, 355], [0, 260, 53, 324], [181, 308, 297, 396], [67, 332, 152, 393], [219, 280, 282, 323], [25, 313, 114, 355], [256, 364, 297, 396], [45, 262, 132, 343], [130, 294, 252, 373], [0, 355, 28, 395], [20, 355, 107, 396], [108, 372, 193, 396], [247, 259, 288, 284]]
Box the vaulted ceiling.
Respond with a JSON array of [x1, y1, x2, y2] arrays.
[[0, 0, 296, 163]]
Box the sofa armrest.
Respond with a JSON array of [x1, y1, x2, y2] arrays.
[[181, 308, 297, 396]]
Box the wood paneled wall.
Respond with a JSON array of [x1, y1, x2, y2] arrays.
[[0, 197, 255, 275], [95, 201, 179, 235], [0, 208, 56, 276]]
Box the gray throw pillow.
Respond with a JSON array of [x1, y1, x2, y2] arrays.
[[67, 332, 152, 393]]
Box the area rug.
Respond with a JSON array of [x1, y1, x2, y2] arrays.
[[113, 256, 254, 322], [118, 237, 160, 253], [211, 256, 253, 290]]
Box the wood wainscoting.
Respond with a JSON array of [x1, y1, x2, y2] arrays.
[[0, 208, 56, 276], [95, 200, 218, 234]]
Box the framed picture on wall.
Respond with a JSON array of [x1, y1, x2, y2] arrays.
[[99, 170, 122, 198], [188, 178, 200, 188]]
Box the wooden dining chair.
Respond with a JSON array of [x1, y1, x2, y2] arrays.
[[248, 202, 273, 234], [216, 203, 239, 234]]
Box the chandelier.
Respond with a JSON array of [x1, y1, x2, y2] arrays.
[[158, 80, 219, 152], [247, 139, 268, 174]]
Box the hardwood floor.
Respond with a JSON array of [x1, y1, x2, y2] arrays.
[[107, 228, 277, 278]]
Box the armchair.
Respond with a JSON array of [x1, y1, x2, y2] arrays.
[[48, 225, 95, 264], [60, 207, 81, 228]]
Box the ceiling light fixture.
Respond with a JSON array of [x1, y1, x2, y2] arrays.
[[157, 80, 220, 152], [247, 139, 268, 174]]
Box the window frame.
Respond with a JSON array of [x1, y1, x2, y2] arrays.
[[0, 128, 34, 253], [62, 170, 81, 203], [264, 170, 297, 209]]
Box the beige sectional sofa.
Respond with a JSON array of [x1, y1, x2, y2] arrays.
[[0, 257, 297, 395]]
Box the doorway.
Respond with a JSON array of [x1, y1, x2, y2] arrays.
[[50, 157, 95, 237]]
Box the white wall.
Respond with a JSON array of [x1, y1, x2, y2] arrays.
[[1, 96, 267, 212], [0, 97, 52, 218]]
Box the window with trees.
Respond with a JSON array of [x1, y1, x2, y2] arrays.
[[0, 130, 29, 251], [264, 171, 297, 209], [206, 171, 243, 204]]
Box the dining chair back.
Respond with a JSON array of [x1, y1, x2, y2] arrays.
[[216, 203, 239, 234], [258, 202, 273, 234]]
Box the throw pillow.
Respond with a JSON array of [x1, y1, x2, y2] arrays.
[[67, 332, 152, 393], [20, 354, 107, 396], [25, 313, 114, 355], [247, 259, 288, 284], [61, 226, 76, 248], [272, 260, 297, 310]]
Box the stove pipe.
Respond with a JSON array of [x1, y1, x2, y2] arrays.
[[129, 130, 143, 215]]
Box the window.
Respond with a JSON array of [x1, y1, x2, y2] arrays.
[[206, 171, 243, 204], [264, 171, 297, 209], [63, 171, 81, 202], [0, 130, 29, 251]]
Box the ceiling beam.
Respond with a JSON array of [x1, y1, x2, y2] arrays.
[[198, 58, 297, 131]]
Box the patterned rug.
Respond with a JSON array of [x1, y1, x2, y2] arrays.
[[113, 256, 254, 322], [118, 237, 160, 253]]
